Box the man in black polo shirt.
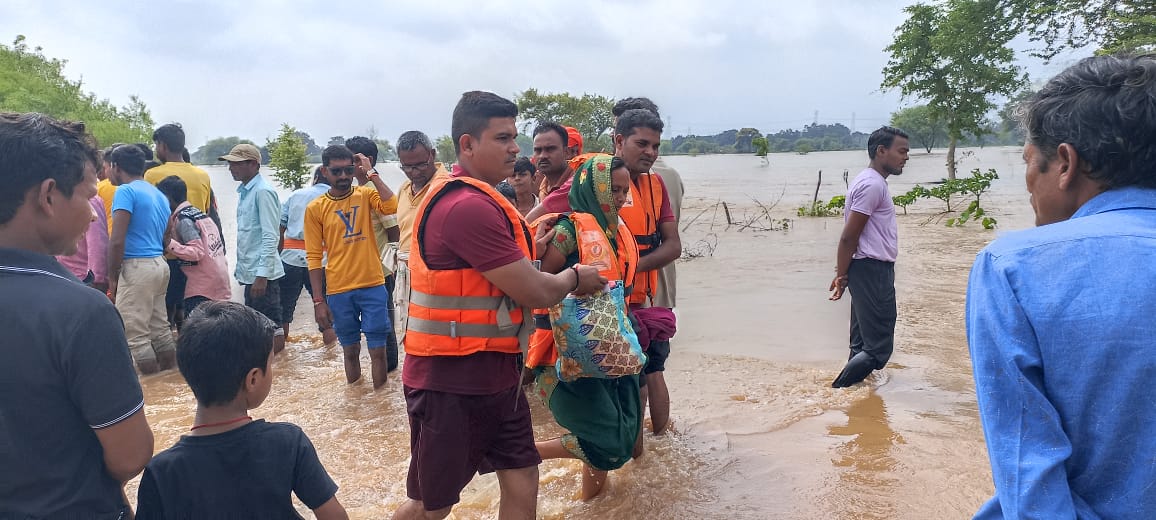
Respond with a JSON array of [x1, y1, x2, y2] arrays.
[[0, 113, 155, 518]]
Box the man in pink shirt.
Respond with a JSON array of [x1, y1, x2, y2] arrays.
[[155, 175, 231, 314], [57, 195, 109, 292], [828, 126, 909, 388]]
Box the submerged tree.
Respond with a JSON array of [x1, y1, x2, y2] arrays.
[[890, 105, 949, 153], [267, 124, 309, 190], [435, 135, 457, 166], [882, 1, 1025, 179]]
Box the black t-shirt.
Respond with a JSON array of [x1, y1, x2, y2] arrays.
[[0, 248, 145, 518], [135, 420, 338, 519]]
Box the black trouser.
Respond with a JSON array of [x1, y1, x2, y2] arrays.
[[847, 258, 896, 369], [166, 259, 187, 328], [384, 274, 399, 371]]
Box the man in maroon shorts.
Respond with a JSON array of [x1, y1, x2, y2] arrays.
[[393, 91, 606, 520]]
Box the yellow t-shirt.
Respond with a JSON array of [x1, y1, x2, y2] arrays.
[[397, 166, 450, 255], [97, 179, 118, 234], [144, 162, 214, 213], [304, 186, 399, 295]]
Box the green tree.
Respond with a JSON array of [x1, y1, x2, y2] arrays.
[[267, 124, 309, 190], [882, 1, 1025, 179], [752, 136, 769, 157], [515, 89, 615, 152], [435, 135, 457, 166], [890, 105, 949, 153], [1007, 0, 1156, 59], [0, 35, 154, 146], [794, 140, 814, 154], [374, 139, 398, 161], [191, 136, 259, 165]]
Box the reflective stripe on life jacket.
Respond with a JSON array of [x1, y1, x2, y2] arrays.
[[404, 176, 535, 357]]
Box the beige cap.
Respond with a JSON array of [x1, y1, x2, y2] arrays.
[[219, 143, 262, 163]]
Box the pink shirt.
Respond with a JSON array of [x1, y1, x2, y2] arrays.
[[57, 196, 109, 283], [846, 168, 898, 262], [166, 202, 232, 301]]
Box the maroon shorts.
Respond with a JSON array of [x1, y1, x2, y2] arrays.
[[403, 385, 541, 511]]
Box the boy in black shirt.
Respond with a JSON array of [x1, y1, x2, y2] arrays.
[[136, 301, 347, 519]]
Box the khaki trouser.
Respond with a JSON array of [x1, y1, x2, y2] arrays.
[[393, 251, 411, 344], [116, 256, 176, 368]]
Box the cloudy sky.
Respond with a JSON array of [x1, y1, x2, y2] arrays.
[[2, 0, 1083, 148]]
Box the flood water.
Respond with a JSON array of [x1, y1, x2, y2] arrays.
[[127, 147, 1032, 518]]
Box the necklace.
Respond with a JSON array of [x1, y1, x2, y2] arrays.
[[190, 416, 252, 431]]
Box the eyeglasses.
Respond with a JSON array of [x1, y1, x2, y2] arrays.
[[400, 161, 431, 173], [327, 166, 357, 176]]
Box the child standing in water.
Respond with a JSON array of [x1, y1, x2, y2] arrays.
[[135, 301, 347, 519]]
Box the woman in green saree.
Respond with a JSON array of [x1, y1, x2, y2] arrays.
[[529, 155, 642, 500]]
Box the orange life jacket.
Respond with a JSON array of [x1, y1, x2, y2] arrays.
[[405, 176, 535, 357], [568, 152, 604, 172], [617, 172, 666, 305], [524, 212, 639, 368]]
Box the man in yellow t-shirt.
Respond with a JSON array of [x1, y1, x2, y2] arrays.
[[97, 149, 119, 235], [305, 145, 399, 390], [144, 124, 214, 214], [144, 124, 219, 332], [392, 131, 449, 344]]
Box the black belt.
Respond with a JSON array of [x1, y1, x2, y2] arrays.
[[534, 313, 551, 330], [634, 232, 662, 248]]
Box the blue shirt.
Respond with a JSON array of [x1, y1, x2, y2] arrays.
[[279, 183, 330, 268], [235, 174, 284, 284], [966, 187, 1156, 520], [111, 179, 169, 258]]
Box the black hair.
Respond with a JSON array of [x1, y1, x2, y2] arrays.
[[156, 175, 187, 205], [152, 123, 185, 152], [108, 144, 147, 177], [610, 156, 627, 171], [532, 122, 569, 148], [613, 97, 660, 117], [615, 109, 665, 138], [181, 147, 190, 163], [495, 180, 517, 202], [451, 91, 518, 154], [133, 142, 154, 161], [322, 144, 354, 167], [867, 126, 909, 160], [0, 113, 99, 225], [177, 301, 275, 407], [345, 136, 378, 165], [312, 165, 325, 185], [1021, 53, 1156, 189], [397, 130, 434, 153], [514, 156, 535, 175], [143, 160, 161, 172]]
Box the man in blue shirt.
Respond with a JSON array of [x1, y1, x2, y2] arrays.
[[221, 143, 286, 354], [966, 54, 1156, 519], [279, 167, 336, 346], [107, 143, 177, 374]]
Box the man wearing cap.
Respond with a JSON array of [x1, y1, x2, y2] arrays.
[[221, 143, 287, 354]]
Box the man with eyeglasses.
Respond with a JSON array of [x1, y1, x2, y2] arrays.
[[392, 131, 450, 344], [305, 145, 399, 389], [221, 143, 287, 355]]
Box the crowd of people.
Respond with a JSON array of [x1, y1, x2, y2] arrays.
[[1, 53, 1155, 519]]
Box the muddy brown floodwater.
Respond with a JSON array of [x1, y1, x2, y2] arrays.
[[126, 147, 1033, 518]]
